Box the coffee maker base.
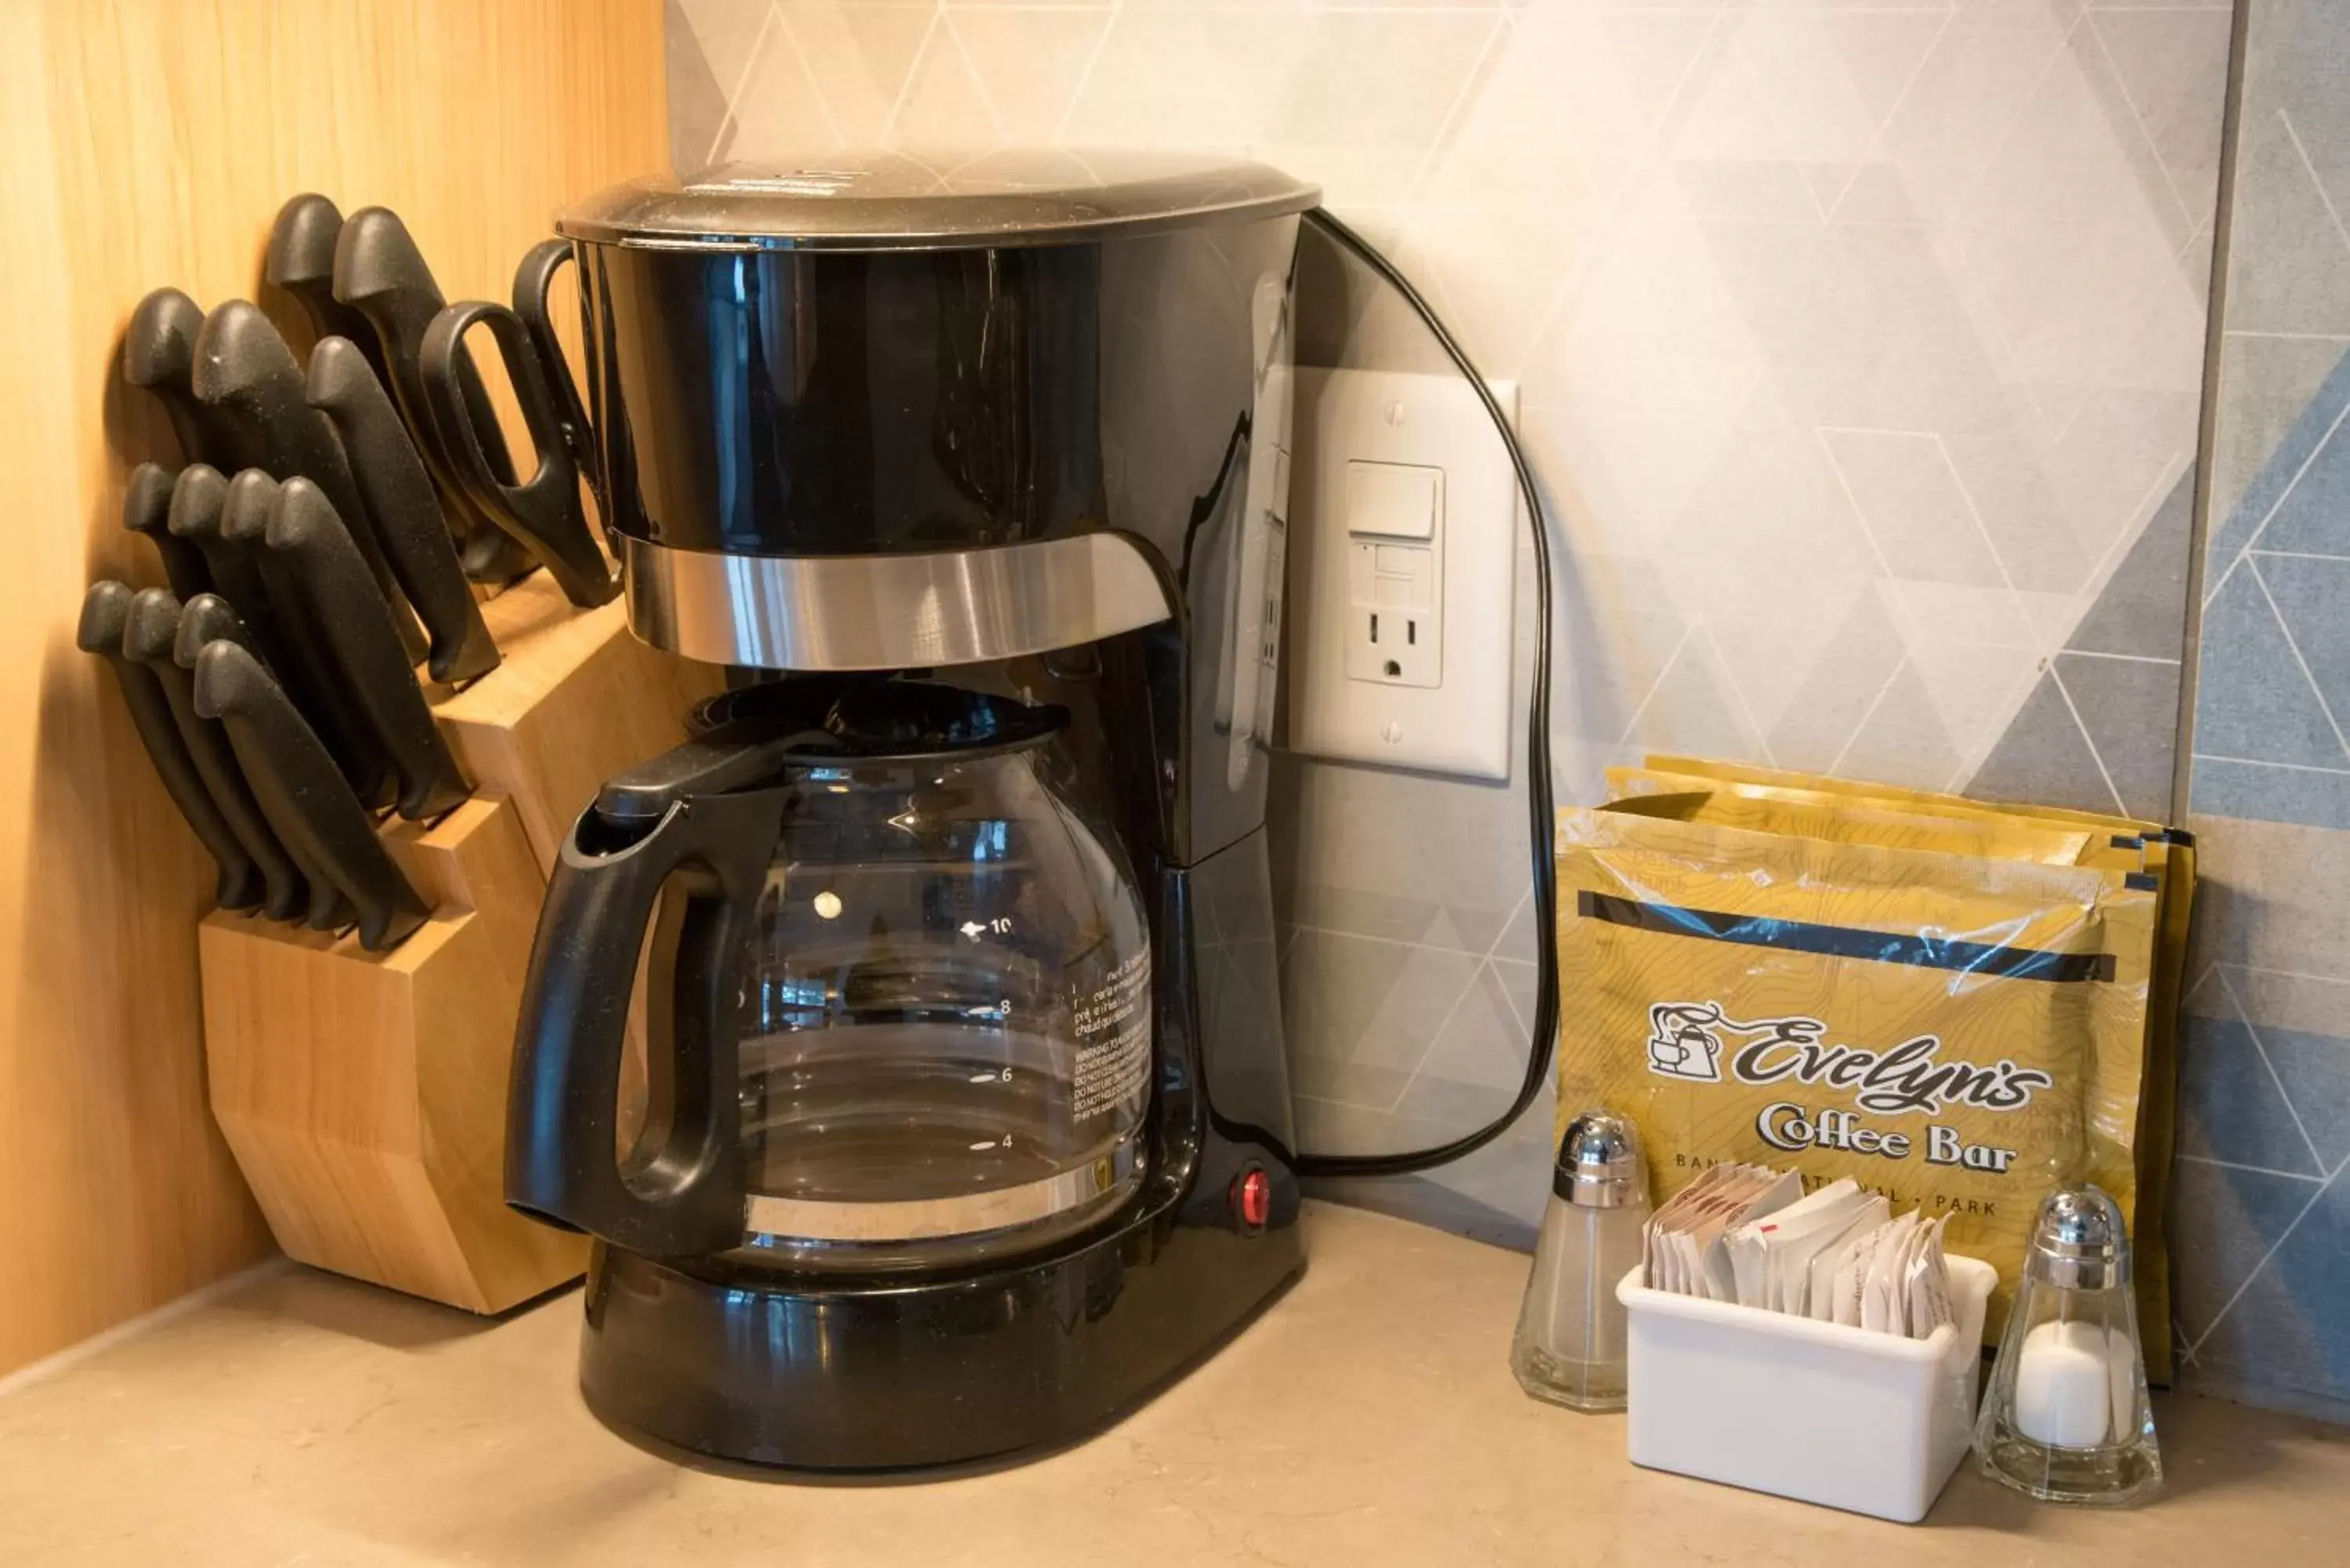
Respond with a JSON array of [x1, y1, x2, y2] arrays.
[[573, 1201, 1305, 1471]]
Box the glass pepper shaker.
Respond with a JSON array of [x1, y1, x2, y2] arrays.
[[1512, 1109, 1648, 1411], [1975, 1184, 2161, 1505]]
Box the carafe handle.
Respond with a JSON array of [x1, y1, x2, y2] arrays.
[[505, 786, 784, 1257]]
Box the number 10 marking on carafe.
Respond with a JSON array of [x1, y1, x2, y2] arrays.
[[958, 917, 1015, 941]]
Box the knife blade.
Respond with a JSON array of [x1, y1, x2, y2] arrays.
[[331, 207, 535, 585], [306, 336, 499, 683], [188, 298, 428, 663], [266, 477, 472, 821], [172, 592, 352, 933], [123, 287, 230, 469], [123, 587, 308, 923], [123, 461, 212, 602], [419, 301, 618, 608], [193, 640, 430, 952], [221, 468, 397, 812], [78, 581, 263, 912], [264, 193, 392, 385]]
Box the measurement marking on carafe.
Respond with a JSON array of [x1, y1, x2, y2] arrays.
[[959, 916, 1014, 941]]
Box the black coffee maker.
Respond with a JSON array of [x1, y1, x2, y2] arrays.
[[504, 150, 1319, 1469]]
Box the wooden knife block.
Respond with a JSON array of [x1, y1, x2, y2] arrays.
[[199, 582, 719, 1311]]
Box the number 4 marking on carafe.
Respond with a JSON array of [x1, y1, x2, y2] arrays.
[[968, 1134, 1014, 1151]]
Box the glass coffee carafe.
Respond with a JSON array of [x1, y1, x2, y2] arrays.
[[508, 678, 1153, 1274]]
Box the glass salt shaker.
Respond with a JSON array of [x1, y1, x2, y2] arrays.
[[1512, 1109, 1648, 1411], [1975, 1184, 2161, 1505]]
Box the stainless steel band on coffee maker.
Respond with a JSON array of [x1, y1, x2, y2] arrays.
[[620, 533, 1177, 670]]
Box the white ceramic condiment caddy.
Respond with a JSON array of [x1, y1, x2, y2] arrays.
[[1615, 1255, 1996, 1523]]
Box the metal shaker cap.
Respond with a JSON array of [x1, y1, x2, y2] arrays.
[[2026, 1184, 2131, 1290], [1553, 1110, 1645, 1209]]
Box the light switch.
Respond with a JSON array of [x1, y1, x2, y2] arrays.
[[1347, 460, 1441, 540]]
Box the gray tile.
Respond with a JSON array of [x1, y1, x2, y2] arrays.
[[1763, 591, 1907, 772], [2194, 1167, 2350, 1403], [2056, 653, 2182, 820], [1965, 669, 2119, 817], [2261, 552, 2350, 735], [1833, 661, 1963, 789], [2067, 472, 2193, 659], [2259, 1023, 2350, 1173], [664, 0, 739, 175], [1414, 959, 1541, 1096], [2208, 335, 2350, 555], [2178, 1010, 2325, 1175], [2206, 345, 2350, 576], [2215, 86, 2350, 338], [2170, 1157, 2323, 1346], [2190, 565, 2349, 768], [2250, 403, 2350, 560], [1279, 927, 1480, 1077], [2189, 756, 2350, 829], [2085, 10, 2232, 247], [2180, 808, 2350, 974]]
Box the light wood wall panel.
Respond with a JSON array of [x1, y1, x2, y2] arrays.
[[0, 0, 667, 1377]]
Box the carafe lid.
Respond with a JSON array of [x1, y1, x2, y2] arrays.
[[597, 679, 1066, 824], [557, 148, 1320, 252]]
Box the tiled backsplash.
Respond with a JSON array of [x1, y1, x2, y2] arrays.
[[2175, 0, 2350, 1422], [660, 0, 2350, 1413]]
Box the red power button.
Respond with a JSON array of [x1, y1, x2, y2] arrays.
[[1235, 1166, 1271, 1231]]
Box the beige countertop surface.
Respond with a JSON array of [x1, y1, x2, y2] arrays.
[[1, 1201, 2344, 1566]]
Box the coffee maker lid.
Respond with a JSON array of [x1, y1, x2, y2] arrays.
[[557, 147, 1320, 252]]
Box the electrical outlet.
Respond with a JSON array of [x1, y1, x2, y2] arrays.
[[1285, 369, 1517, 781]]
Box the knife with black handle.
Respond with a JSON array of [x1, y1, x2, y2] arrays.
[[266, 478, 472, 821], [172, 592, 262, 670], [173, 593, 352, 932], [306, 336, 499, 683], [331, 207, 535, 584], [78, 581, 263, 912], [123, 588, 308, 923], [222, 468, 396, 812], [193, 640, 430, 952], [167, 464, 297, 670], [123, 287, 229, 468], [420, 300, 618, 607], [123, 461, 212, 601], [265, 193, 392, 386], [189, 298, 428, 663]]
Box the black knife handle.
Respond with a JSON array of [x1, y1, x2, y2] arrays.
[[167, 464, 298, 674], [122, 462, 212, 601], [188, 299, 428, 663], [194, 641, 430, 952], [265, 193, 392, 385], [123, 288, 226, 469], [511, 239, 603, 510], [331, 207, 537, 586], [222, 469, 397, 813], [173, 594, 349, 931], [267, 478, 472, 821], [123, 588, 308, 923], [306, 337, 499, 684], [173, 593, 262, 669], [78, 582, 262, 911], [420, 302, 618, 608]]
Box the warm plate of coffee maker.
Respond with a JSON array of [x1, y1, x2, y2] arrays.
[[505, 149, 1321, 1470]]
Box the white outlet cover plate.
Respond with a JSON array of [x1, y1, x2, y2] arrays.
[[1285, 367, 1517, 782]]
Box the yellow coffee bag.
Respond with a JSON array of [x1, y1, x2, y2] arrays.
[[1556, 801, 2157, 1340]]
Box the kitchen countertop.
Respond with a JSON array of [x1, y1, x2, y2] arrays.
[[1, 1202, 2344, 1566]]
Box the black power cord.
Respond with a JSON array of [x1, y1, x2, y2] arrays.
[[1291, 206, 1560, 1180]]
